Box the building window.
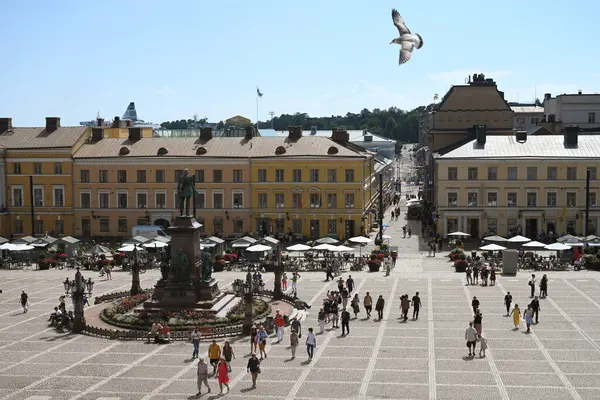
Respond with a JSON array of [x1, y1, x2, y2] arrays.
[[310, 169, 319, 182], [100, 218, 109, 232], [566, 192, 577, 207], [588, 167, 597, 180], [258, 193, 267, 208], [327, 219, 337, 234], [196, 192, 206, 209], [467, 167, 478, 180], [527, 167, 537, 180], [526, 192, 537, 207], [13, 163, 21, 174], [507, 192, 517, 207], [233, 192, 243, 208], [15, 219, 23, 234], [275, 218, 285, 234], [155, 170, 165, 183], [213, 193, 223, 209], [12, 187, 23, 207], [275, 169, 284, 182], [590, 193, 597, 207], [275, 193, 284, 208], [117, 170, 127, 183], [345, 169, 354, 182], [136, 192, 147, 208], [99, 192, 109, 208], [310, 193, 322, 208], [53, 187, 64, 207], [293, 169, 302, 182], [233, 218, 244, 233], [55, 220, 64, 235], [118, 192, 128, 209], [547, 192, 557, 207], [447, 192, 458, 207], [547, 167, 557, 180], [487, 218, 498, 235], [589, 112, 596, 124], [195, 169, 205, 183], [467, 192, 478, 207], [487, 167, 497, 181], [487, 192, 498, 207], [292, 219, 302, 234], [258, 169, 267, 182], [175, 169, 184, 182], [137, 218, 148, 226], [34, 220, 44, 235], [507, 167, 517, 180], [214, 218, 224, 234], [80, 192, 91, 208], [33, 186, 44, 207], [155, 192, 166, 208], [328, 169, 337, 182], [345, 193, 355, 208], [54, 163, 63, 174], [292, 193, 302, 208], [99, 169, 108, 183], [34, 163, 42, 174], [448, 167, 458, 181], [567, 167, 577, 180], [80, 170, 90, 183], [232, 169, 243, 183], [327, 193, 337, 208], [137, 170, 146, 183], [118, 218, 128, 232], [213, 170, 223, 183]]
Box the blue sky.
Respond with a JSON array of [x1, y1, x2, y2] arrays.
[[1, 0, 599, 126]]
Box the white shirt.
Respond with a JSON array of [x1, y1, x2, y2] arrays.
[[306, 332, 317, 346], [190, 331, 201, 341], [465, 327, 477, 342]]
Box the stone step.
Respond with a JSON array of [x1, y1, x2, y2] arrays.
[[214, 294, 241, 318]]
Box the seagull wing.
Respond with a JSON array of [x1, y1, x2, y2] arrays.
[[392, 9, 411, 35], [399, 41, 414, 65]]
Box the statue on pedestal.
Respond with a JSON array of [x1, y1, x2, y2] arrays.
[[201, 248, 213, 282], [159, 245, 171, 281], [174, 249, 190, 283], [177, 168, 197, 217]]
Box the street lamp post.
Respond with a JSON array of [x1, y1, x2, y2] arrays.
[[130, 244, 141, 296], [63, 267, 94, 334], [242, 269, 253, 335], [273, 242, 283, 300]]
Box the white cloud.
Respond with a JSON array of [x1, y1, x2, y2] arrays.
[[428, 70, 514, 86], [155, 86, 176, 96]]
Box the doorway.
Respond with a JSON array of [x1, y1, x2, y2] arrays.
[[467, 218, 479, 238], [310, 220, 320, 239], [345, 220, 355, 238], [82, 218, 91, 237], [525, 218, 538, 239], [546, 221, 556, 236]]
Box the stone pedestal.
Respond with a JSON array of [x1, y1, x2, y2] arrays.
[[144, 216, 222, 312]]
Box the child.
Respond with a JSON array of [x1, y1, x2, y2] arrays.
[[281, 272, 288, 291], [478, 334, 488, 357]]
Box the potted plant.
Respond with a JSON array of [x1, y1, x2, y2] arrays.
[[368, 254, 381, 272], [454, 253, 468, 272], [38, 257, 50, 270], [58, 253, 68, 261], [214, 254, 225, 272]]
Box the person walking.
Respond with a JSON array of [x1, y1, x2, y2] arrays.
[[465, 266, 472, 285], [473, 264, 479, 285], [291, 317, 301, 339], [412, 292, 422, 320], [471, 296, 480, 315], [330, 297, 339, 329], [465, 322, 478, 357], [20, 290, 28, 313], [274, 310, 285, 343], [490, 268, 496, 286], [529, 274, 536, 298], [341, 308, 351, 335], [215, 358, 230, 394], [478, 334, 488, 357], [510, 304, 521, 330], [346, 275, 354, 293], [190, 327, 201, 359], [504, 292, 513, 316], [250, 324, 258, 354], [282, 272, 288, 291], [524, 306, 534, 333], [401, 295, 410, 322], [291, 272, 300, 294], [351, 294, 360, 318], [325, 265, 334, 281], [222, 341, 235, 372], [208, 340, 221, 375], [364, 292, 373, 318], [341, 287, 349, 309], [290, 329, 299, 359], [256, 326, 268, 360], [530, 296, 541, 324], [473, 311, 483, 335], [540, 274, 548, 298], [317, 308, 326, 334], [246, 353, 261, 389], [337, 277, 344, 293], [375, 295, 385, 321], [306, 327, 317, 360], [196, 358, 211, 396]]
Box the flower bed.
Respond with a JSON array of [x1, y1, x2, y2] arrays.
[[100, 292, 270, 331]]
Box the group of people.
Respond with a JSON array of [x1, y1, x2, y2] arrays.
[[196, 339, 237, 395], [465, 263, 497, 286]]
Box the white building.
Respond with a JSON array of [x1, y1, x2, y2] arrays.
[[511, 104, 544, 133], [543, 91, 600, 128]]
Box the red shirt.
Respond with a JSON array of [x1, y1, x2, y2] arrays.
[[275, 315, 285, 327]]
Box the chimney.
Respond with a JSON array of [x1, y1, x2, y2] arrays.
[[362, 129, 368, 136], [91, 128, 104, 142], [331, 128, 349, 144], [515, 130, 527, 143], [578, 90, 583, 95], [0, 118, 12, 133], [200, 127, 213, 141], [544, 93, 551, 101], [45, 117, 60, 132], [128, 127, 142, 142], [125, 120, 132, 127], [244, 126, 254, 140], [288, 126, 302, 140], [475, 124, 487, 145], [96, 118, 104, 127], [310, 126, 317, 135], [112, 116, 121, 128], [564, 126, 579, 147]]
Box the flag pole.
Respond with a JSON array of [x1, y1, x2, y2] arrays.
[[256, 86, 259, 130]]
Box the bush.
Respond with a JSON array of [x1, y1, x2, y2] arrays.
[[454, 259, 468, 272], [368, 260, 381, 272], [214, 259, 225, 272], [584, 255, 600, 270]]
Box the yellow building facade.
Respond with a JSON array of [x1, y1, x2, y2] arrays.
[[435, 133, 600, 239]]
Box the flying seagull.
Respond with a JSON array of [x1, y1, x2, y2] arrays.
[[390, 8, 423, 65]]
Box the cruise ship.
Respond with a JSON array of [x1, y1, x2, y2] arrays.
[[79, 102, 160, 129]]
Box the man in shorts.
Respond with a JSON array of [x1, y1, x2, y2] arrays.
[[465, 322, 478, 357], [208, 340, 221, 375]]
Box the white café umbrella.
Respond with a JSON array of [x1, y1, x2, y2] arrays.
[[117, 245, 136, 252], [246, 244, 272, 253], [349, 236, 372, 244], [0, 243, 33, 251], [0, 243, 17, 250], [333, 245, 354, 252], [315, 236, 339, 245], [312, 243, 338, 251], [447, 231, 470, 237], [557, 234, 580, 243], [286, 244, 312, 251], [382, 234, 393, 240], [544, 242, 571, 251], [507, 235, 531, 243], [483, 235, 508, 242], [479, 244, 507, 251], [143, 241, 168, 248], [522, 241, 546, 248]]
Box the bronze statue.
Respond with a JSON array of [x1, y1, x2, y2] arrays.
[[201, 248, 213, 282], [159, 245, 171, 281], [174, 249, 190, 283], [177, 168, 197, 217]]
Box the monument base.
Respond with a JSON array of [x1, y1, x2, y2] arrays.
[[143, 279, 223, 312]]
